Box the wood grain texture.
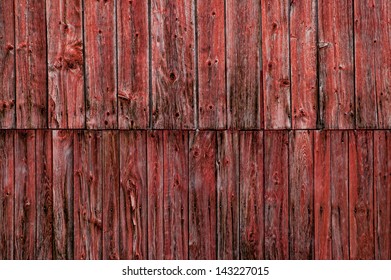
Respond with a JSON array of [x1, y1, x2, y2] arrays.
[[349, 131, 374, 259], [289, 130, 314, 259], [15, 0, 47, 128], [318, 0, 354, 129], [119, 131, 147, 259], [197, 0, 226, 129], [290, 0, 317, 129], [216, 131, 239, 260], [53, 130, 74, 259], [151, 0, 195, 129], [14, 130, 36, 259], [0, 131, 14, 259], [47, 0, 85, 128], [374, 131, 391, 259], [264, 131, 289, 260], [239, 131, 264, 259], [262, 0, 290, 129], [117, 0, 149, 129], [226, 0, 262, 129], [84, 0, 117, 129], [0, 0, 15, 128], [189, 131, 216, 259]]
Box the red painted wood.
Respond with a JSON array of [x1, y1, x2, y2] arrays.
[[262, 0, 290, 129], [84, 0, 117, 129], [264, 131, 289, 260], [0, 131, 14, 259], [151, 0, 195, 129], [290, 0, 317, 129], [349, 131, 374, 259], [289, 130, 314, 259], [239, 131, 264, 259], [216, 131, 239, 259], [0, 0, 15, 128], [14, 130, 36, 259], [374, 131, 391, 259], [226, 0, 262, 129], [318, 0, 354, 129], [119, 131, 147, 259], [53, 130, 74, 259], [197, 0, 226, 129], [73, 131, 102, 260], [189, 131, 216, 259], [147, 131, 164, 260], [47, 0, 85, 128], [117, 0, 149, 129], [35, 130, 53, 259]]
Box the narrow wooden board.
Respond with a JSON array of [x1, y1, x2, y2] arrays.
[[239, 131, 264, 259], [189, 131, 216, 259], [35, 130, 53, 259], [163, 131, 189, 259], [264, 131, 289, 260], [73, 131, 102, 260], [262, 0, 291, 129], [290, 1, 317, 129], [84, 0, 117, 129], [119, 131, 147, 259], [53, 130, 74, 259], [0, 0, 15, 128], [226, 0, 262, 129], [0, 131, 14, 259], [318, 0, 354, 129], [289, 130, 314, 259], [14, 130, 36, 259], [15, 0, 47, 128], [197, 0, 226, 129], [151, 0, 195, 129], [374, 131, 391, 259], [47, 0, 85, 128], [117, 0, 149, 129], [216, 131, 239, 259], [349, 131, 374, 259]]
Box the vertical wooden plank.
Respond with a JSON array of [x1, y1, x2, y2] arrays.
[[0, 0, 15, 128], [53, 130, 74, 259], [0, 131, 14, 259], [216, 131, 239, 259], [119, 131, 147, 259], [374, 131, 391, 259], [264, 131, 289, 260], [197, 0, 226, 129], [318, 0, 354, 129], [330, 131, 349, 259], [73, 131, 102, 260], [349, 131, 374, 259], [117, 0, 149, 129], [226, 0, 262, 129], [102, 131, 119, 259], [15, 0, 47, 128], [35, 130, 53, 259], [147, 131, 164, 259], [14, 130, 35, 259], [262, 0, 290, 129], [85, 0, 117, 129], [290, 0, 317, 129], [289, 130, 314, 259], [239, 131, 264, 259], [314, 131, 331, 259], [163, 131, 189, 259], [151, 0, 195, 129], [189, 131, 216, 259], [47, 0, 85, 128]]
